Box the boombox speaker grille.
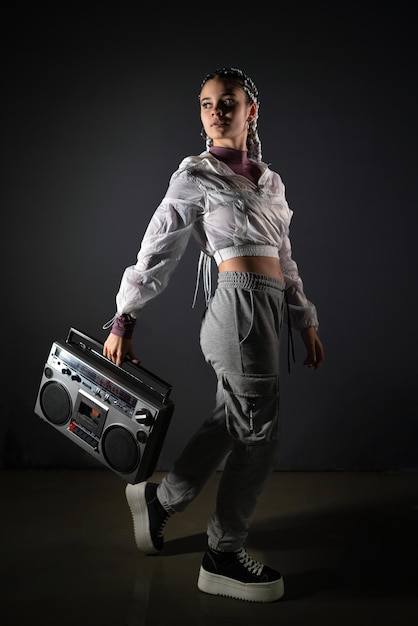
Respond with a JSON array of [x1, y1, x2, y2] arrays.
[[102, 426, 140, 474], [40, 381, 72, 426]]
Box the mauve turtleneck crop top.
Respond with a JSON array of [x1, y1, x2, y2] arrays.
[[209, 146, 261, 184]]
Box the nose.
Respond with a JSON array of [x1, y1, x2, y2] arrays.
[[211, 104, 223, 117]]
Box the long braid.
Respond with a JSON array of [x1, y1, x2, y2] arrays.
[[199, 67, 262, 162]]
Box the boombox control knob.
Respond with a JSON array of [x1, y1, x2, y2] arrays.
[[135, 408, 154, 426]]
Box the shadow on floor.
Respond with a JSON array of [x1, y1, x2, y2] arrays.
[[1, 469, 417, 625]]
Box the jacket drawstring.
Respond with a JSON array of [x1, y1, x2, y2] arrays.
[[102, 313, 117, 330], [192, 251, 212, 308]]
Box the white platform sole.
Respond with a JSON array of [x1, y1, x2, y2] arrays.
[[197, 567, 285, 603], [125, 482, 157, 554]]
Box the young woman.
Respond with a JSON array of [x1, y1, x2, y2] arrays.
[[103, 67, 324, 603]]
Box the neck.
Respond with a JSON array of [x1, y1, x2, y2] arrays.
[[209, 146, 249, 164]]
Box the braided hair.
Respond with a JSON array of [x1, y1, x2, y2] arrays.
[[199, 67, 262, 162]]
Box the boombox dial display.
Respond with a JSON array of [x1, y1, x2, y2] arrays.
[[34, 329, 174, 484]]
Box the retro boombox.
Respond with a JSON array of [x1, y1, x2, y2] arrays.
[[34, 328, 174, 484]]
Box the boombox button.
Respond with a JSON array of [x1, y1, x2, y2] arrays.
[[71, 374, 81, 382]]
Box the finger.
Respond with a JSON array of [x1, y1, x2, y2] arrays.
[[304, 354, 318, 368], [116, 352, 125, 367], [106, 351, 124, 366], [127, 351, 141, 365]]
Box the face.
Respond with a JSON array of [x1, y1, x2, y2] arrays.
[[199, 77, 257, 151]]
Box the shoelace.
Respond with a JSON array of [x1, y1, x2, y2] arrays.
[[236, 548, 264, 576], [157, 512, 170, 538]]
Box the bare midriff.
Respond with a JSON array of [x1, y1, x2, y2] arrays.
[[218, 256, 284, 281]]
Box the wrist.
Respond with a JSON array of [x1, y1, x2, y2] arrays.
[[111, 313, 136, 339]]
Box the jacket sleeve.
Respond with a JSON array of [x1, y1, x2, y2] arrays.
[[279, 224, 319, 332], [114, 170, 204, 317], [270, 172, 319, 331]]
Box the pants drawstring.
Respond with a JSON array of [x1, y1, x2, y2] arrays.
[[284, 290, 295, 373]]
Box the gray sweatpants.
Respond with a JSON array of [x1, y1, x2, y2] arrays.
[[158, 272, 285, 551]]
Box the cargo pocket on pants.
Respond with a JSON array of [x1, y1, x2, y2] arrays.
[[221, 372, 280, 445]]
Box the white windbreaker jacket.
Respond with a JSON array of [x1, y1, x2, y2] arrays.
[[112, 152, 319, 331]]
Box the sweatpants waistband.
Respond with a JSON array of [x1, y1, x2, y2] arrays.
[[217, 271, 285, 292]]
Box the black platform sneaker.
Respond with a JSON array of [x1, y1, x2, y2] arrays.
[[125, 482, 170, 554], [197, 547, 284, 603]]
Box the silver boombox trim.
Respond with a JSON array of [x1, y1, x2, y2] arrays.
[[34, 328, 174, 484]]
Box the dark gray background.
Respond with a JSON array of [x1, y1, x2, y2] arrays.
[[2, 4, 417, 471]]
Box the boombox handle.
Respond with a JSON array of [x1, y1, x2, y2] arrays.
[[66, 327, 172, 403]]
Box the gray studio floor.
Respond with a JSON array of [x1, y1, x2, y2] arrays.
[[1, 469, 418, 626]]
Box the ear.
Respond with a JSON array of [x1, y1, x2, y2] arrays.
[[248, 101, 258, 123]]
